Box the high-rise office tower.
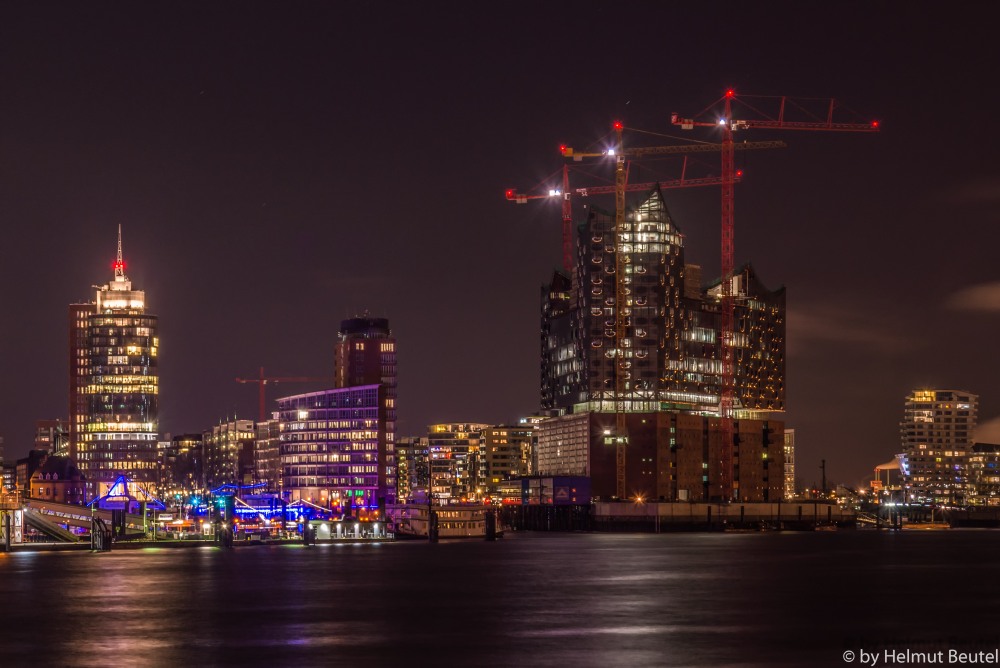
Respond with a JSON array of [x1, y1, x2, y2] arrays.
[[73, 227, 159, 497], [335, 316, 396, 399], [901, 389, 978, 504], [334, 315, 396, 498]]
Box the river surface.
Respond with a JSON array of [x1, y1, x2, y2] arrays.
[[2, 530, 999, 667]]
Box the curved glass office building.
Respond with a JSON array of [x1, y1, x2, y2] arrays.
[[75, 228, 159, 497]]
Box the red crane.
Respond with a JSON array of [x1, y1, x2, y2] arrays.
[[235, 367, 334, 422], [672, 90, 879, 500], [508, 166, 737, 272], [507, 165, 742, 202], [507, 141, 784, 275], [509, 126, 785, 499]]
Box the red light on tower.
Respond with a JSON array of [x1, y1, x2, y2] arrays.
[[871, 120, 880, 129], [725, 89, 735, 98], [736, 169, 743, 177], [612, 121, 623, 131], [505, 189, 514, 199]]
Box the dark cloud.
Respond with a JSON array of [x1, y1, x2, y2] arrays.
[[786, 303, 921, 357]]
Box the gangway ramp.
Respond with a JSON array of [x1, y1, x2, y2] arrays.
[[23, 508, 80, 542], [25, 499, 145, 532]]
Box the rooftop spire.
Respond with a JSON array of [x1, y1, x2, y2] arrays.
[[114, 224, 125, 278]]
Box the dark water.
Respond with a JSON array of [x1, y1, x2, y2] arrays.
[[2, 531, 999, 667]]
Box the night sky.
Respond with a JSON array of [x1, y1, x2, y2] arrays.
[[1, 3, 997, 488]]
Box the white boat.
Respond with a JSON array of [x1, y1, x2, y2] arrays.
[[387, 503, 489, 539]]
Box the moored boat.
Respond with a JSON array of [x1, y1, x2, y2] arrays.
[[387, 503, 488, 539]]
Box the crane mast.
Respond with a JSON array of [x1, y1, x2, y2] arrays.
[[719, 94, 736, 498], [561, 165, 572, 274], [508, 125, 785, 500], [599, 125, 784, 500], [673, 89, 878, 500], [612, 122, 628, 499], [506, 122, 785, 499]]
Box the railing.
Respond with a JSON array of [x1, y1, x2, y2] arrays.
[[0, 492, 20, 511], [855, 511, 880, 526]]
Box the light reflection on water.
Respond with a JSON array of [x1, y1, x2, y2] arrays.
[[2, 531, 1000, 667]]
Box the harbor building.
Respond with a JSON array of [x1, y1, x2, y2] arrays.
[[203, 419, 256, 489], [73, 227, 159, 497], [255, 418, 282, 494], [535, 411, 784, 502], [900, 389, 978, 504], [536, 187, 786, 501], [428, 423, 489, 503], [784, 429, 796, 500], [160, 433, 203, 495], [278, 384, 393, 511], [334, 315, 397, 504], [968, 443, 1000, 506], [481, 424, 535, 493], [395, 436, 429, 502], [540, 186, 785, 417], [28, 455, 87, 505]]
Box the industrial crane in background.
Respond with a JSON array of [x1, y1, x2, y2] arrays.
[[507, 165, 741, 273], [508, 126, 785, 499], [235, 367, 334, 422], [671, 90, 879, 500]]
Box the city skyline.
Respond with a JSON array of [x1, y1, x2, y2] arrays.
[[1, 4, 998, 487]]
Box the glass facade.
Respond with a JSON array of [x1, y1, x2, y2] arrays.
[[541, 186, 785, 417], [76, 238, 159, 498], [277, 385, 391, 510]]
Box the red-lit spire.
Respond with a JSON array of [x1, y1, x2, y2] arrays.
[[113, 224, 126, 277]]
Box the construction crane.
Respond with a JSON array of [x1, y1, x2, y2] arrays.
[[511, 125, 785, 499], [671, 90, 879, 500], [507, 167, 739, 272], [578, 127, 787, 500], [507, 141, 784, 275], [235, 367, 334, 422]]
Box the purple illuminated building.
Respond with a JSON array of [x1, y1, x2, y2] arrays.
[[277, 384, 394, 512]]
